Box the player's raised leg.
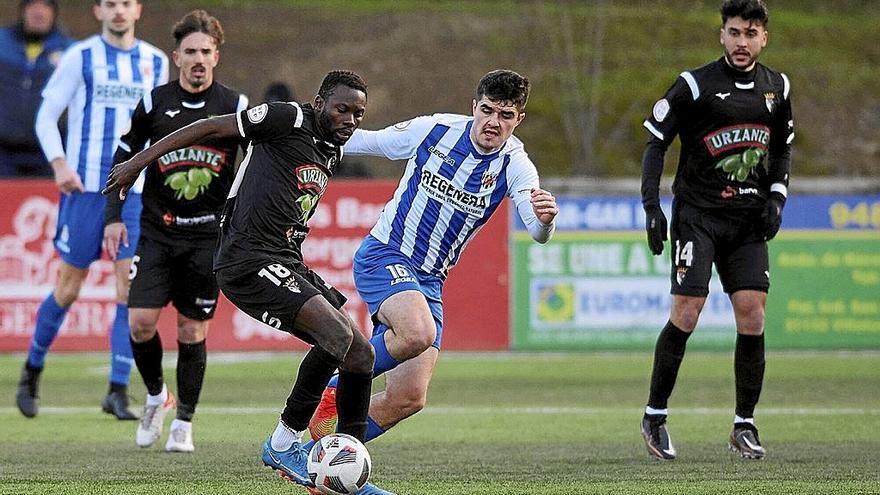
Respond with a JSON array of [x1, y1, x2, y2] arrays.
[[309, 289, 437, 442]]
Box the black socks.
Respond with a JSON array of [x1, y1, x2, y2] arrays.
[[734, 333, 765, 418], [131, 333, 164, 396], [281, 345, 343, 431], [335, 371, 373, 442], [647, 321, 691, 410], [176, 340, 207, 422]]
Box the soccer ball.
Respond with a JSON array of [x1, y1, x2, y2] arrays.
[[307, 433, 372, 495]]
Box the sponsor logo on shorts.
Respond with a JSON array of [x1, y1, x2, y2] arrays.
[[195, 298, 216, 306]]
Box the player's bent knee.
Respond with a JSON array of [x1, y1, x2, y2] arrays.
[[397, 325, 436, 357], [342, 333, 374, 374], [318, 320, 354, 363], [129, 322, 158, 343], [53, 286, 81, 306]]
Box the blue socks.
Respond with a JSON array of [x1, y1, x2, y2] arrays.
[[370, 326, 401, 378], [109, 303, 133, 386], [327, 326, 400, 389], [365, 416, 386, 442], [27, 293, 69, 368]]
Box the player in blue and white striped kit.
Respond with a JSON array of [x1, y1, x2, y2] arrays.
[[16, 0, 168, 420], [308, 71, 558, 474]]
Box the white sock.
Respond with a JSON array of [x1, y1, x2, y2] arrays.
[[645, 406, 668, 416], [271, 420, 303, 451], [735, 415, 755, 425], [170, 419, 192, 432], [146, 384, 168, 406]]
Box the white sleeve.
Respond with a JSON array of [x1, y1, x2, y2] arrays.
[[509, 153, 555, 244], [343, 115, 435, 160], [36, 47, 82, 162], [158, 52, 170, 85]]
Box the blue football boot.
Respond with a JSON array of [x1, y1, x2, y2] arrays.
[[261, 436, 314, 488], [356, 482, 397, 495]]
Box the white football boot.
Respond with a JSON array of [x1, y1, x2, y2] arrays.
[[136, 387, 176, 448], [164, 419, 194, 453]]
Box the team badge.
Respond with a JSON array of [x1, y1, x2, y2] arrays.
[[652, 99, 670, 122], [481, 171, 499, 189], [247, 104, 268, 124], [676, 267, 688, 285], [764, 92, 776, 113], [139, 61, 153, 79]]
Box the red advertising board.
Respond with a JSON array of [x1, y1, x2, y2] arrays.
[[0, 180, 508, 352]]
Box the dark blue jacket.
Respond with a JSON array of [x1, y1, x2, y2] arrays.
[[0, 24, 73, 175]]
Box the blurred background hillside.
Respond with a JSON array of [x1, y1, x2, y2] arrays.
[[2, 0, 877, 178]]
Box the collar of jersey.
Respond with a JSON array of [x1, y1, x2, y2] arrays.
[[99, 34, 140, 54], [719, 56, 757, 83]]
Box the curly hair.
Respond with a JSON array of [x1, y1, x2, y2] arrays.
[[721, 0, 769, 26], [476, 70, 530, 111], [172, 10, 224, 47]]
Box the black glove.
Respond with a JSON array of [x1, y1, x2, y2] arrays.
[[761, 192, 786, 241], [645, 206, 668, 255]]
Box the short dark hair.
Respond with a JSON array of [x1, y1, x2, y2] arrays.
[[94, 0, 141, 4], [721, 0, 769, 26], [317, 70, 368, 101], [172, 10, 224, 47], [476, 70, 530, 111]]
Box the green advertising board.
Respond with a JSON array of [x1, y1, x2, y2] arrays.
[[511, 196, 880, 350]]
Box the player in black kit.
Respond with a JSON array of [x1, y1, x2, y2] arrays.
[[102, 10, 247, 453], [638, 0, 793, 461], [104, 70, 377, 491]]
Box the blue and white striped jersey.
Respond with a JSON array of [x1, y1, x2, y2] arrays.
[[37, 35, 168, 192], [345, 113, 544, 278]]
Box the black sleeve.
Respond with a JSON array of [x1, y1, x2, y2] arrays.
[[767, 74, 793, 196], [236, 101, 302, 143], [641, 138, 669, 210], [640, 76, 690, 210], [105, 97, 151, 225]]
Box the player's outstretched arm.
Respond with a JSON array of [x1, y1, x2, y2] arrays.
[[103, 114, 239, 199]]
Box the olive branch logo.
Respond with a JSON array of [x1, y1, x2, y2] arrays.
[[164, 168, 219, 200], [715, 148, 764, 182]]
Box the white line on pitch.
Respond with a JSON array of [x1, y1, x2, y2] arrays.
[[0, 406, 877, 416]]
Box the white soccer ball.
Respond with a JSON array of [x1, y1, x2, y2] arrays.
[[307, 433, 372, 495]]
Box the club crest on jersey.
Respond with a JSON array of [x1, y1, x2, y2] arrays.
[[481, 171, 499, 189], [247, 104, 268, 124], [764, 92, 776, 113]]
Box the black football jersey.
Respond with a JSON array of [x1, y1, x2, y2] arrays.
[[214, 102, 343, 270], [108, 81, 247, 244], [643, 57, 793, 209]]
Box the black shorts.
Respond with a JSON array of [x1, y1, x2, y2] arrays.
[[669, 200, 769, 297], [214, 256, 346, 344], [128, 235, 219, 320]]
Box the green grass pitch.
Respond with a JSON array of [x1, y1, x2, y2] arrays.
[[1, 351, 878, 494]]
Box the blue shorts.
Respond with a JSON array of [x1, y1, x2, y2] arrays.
[[54, 191, 142, 269], [353, 235, 444, 349]]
